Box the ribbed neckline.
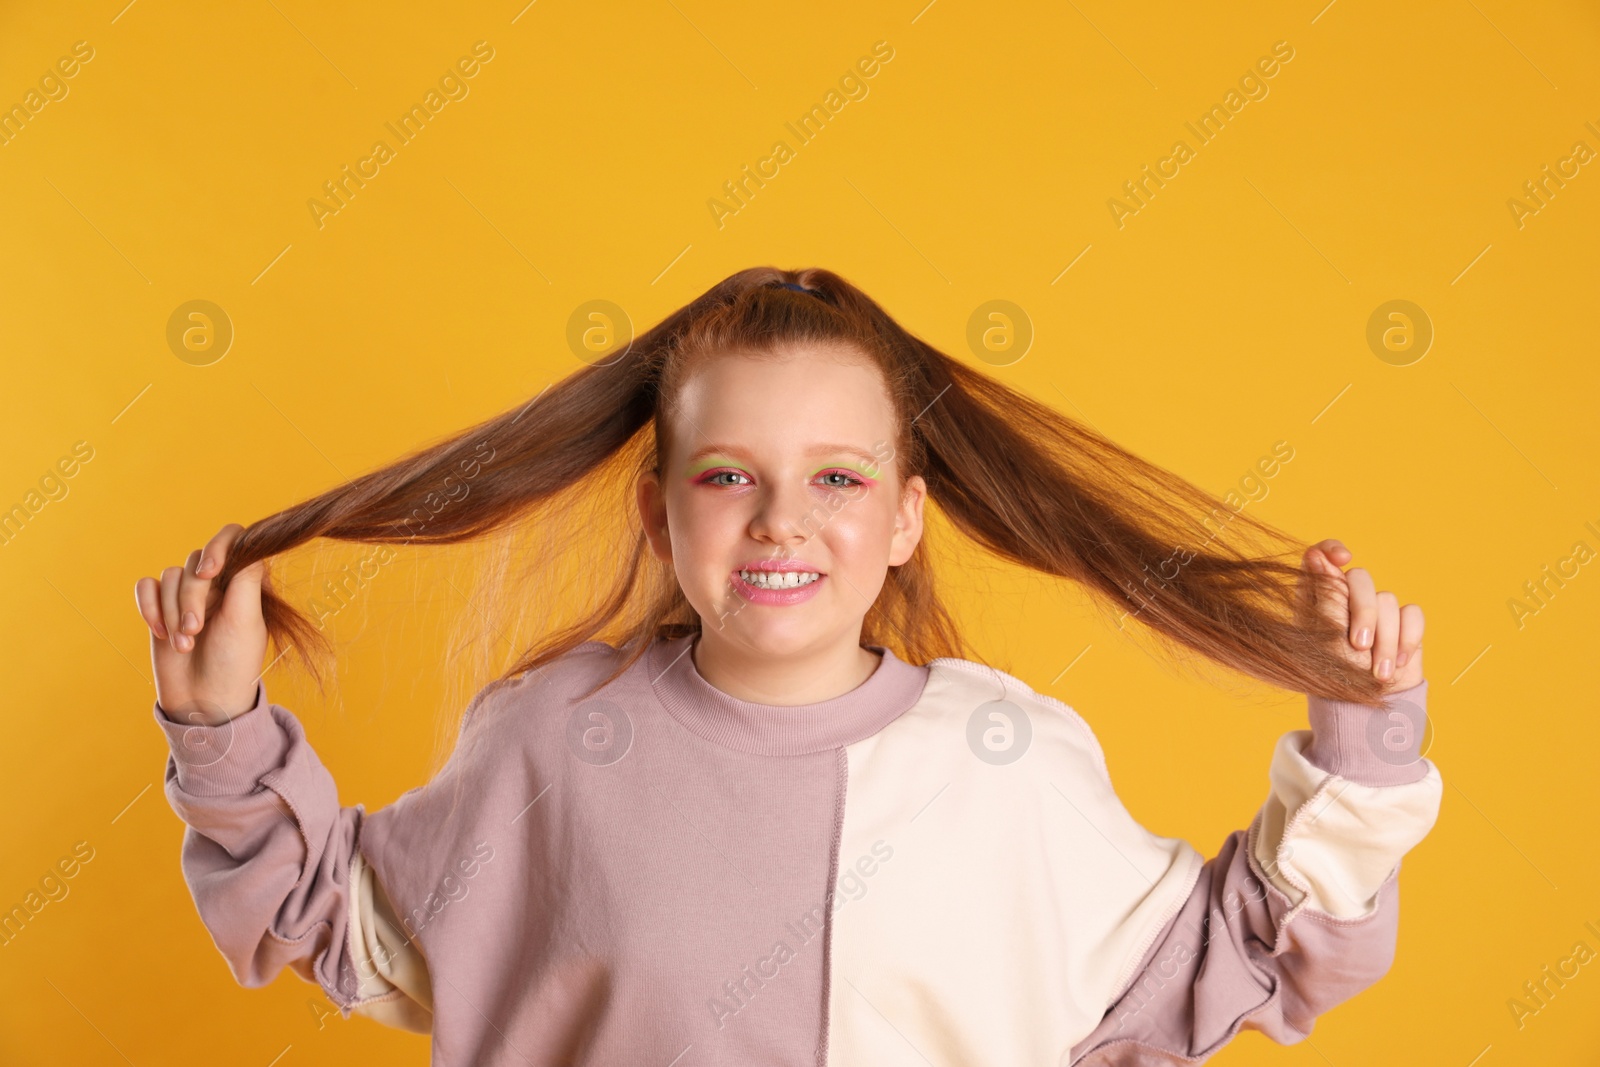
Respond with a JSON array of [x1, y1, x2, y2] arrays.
[[645, 633, 930, 756]]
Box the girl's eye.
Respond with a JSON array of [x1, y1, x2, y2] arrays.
[[698, 469, 751, 487], [815, 469, 866, 489], [695, 468, 868, 489]]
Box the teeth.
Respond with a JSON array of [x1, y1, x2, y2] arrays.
[[739, 569, 821, 590]]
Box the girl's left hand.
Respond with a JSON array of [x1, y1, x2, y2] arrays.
[[1301, 539, 1425, 692]]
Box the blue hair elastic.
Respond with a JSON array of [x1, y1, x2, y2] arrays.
[[778, 282, 814, 293]]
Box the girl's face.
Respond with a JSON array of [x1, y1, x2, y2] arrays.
[[637, 344, 926, 659]]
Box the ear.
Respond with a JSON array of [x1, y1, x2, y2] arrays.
[[637, 469, 672, 562], [887, 474, 926, 567]]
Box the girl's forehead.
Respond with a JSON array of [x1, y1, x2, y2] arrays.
[[658, 349, 900, 467]]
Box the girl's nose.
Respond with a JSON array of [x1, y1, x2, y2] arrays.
[[747, 480, 819, 547]]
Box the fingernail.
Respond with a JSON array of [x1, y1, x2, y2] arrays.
[[1378, 658, 1393, 679], [175, 633, 191, 652], [1396, 650, 1410, 668], [1356, 627, 1370, 648], [183, 611, 199, 633], [198, 557, 212, 575]]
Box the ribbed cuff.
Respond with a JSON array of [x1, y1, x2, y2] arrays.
[[1303, 678, 1430, 786], [151, 679, 292, 796]]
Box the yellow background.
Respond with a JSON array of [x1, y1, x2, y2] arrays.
[[3, 0, 1598, 1063]]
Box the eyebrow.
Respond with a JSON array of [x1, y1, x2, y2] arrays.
[[683, 442, 884, 467]]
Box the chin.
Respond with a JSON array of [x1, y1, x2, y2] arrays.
[[709, 608, 837, 660]]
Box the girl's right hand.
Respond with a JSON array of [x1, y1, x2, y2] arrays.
[[134, 523, 269, 727]]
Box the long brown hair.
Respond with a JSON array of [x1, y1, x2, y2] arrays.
[[214, 266, 1387, 727]]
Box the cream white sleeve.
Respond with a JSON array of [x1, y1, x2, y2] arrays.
[[1252, 727, 1443, 919], [345, 850, 435, 1033]]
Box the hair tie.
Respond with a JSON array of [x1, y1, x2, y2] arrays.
[[778, 282, 815, 294]]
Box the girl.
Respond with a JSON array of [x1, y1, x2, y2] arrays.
[[135, 268, 1441, 1066]]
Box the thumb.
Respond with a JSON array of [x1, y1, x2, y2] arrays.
[[1307, 549, 1350, 618], [218, 558, 268, 627], [1296, 547, 1336, 625]]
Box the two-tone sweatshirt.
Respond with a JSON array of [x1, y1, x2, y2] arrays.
[[152, 633, 1442, 1065]]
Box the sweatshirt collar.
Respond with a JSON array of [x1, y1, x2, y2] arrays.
[[645, 633, 929, 756]]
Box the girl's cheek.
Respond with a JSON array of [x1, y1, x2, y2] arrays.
[[823, 510, 888, 560]]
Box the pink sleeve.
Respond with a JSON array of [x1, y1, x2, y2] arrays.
[[1068, 681, 1437, 1064], [152, 679, 366, 1008]]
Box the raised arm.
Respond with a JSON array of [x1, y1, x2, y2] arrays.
[[136, 524, 431, 1030], [1071, 538, 1440, 1062]]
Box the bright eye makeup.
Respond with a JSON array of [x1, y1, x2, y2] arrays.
[[812, 466, 877, 490], [682, 457, 880, 489], [693, 467, 752, 487]]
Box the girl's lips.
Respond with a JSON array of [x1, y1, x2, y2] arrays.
[[729, 570, 826, 606]]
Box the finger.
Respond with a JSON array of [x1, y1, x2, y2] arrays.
[[176, 548, 210, 635], [198, 523, 245, 579], [1396, 603, 1425, 668], [1301, 544, 1340, 579], [218, 555, 267, 625], [1371, 591, 1400, 680], [1345, 567, 1378, 650], [134, 576, 168, 639], [159, 566, 190, 652], [1307, 538, 1352, 565], [1298, 545, 1346, 622]]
